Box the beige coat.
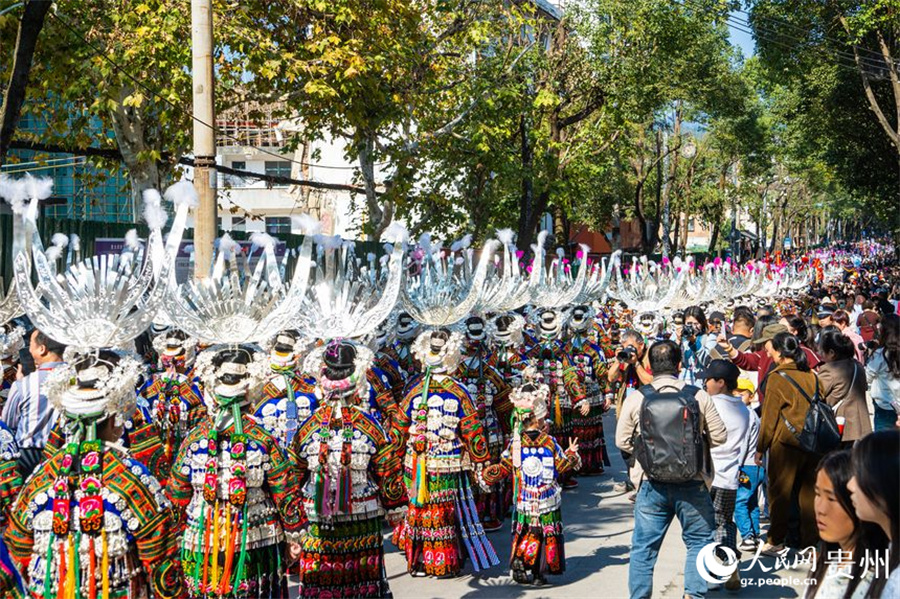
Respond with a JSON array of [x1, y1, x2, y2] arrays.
[[817, 359, 872, 442], [615, 374, 728, 485]]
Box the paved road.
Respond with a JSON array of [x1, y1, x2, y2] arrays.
[[295, 414, 815, 598]]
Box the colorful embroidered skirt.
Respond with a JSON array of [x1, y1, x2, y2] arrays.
[[182, 542, 287, 599], [509, 509, 566, 578], [298, 518, 391, 598], [395, 473, 499, 576], [572, 405, 610, 474]]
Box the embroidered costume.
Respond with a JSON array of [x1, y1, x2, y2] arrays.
[[0, 420, 22, 526], [522, 310, 586, 488], [169, 344, 306, 598], [393, 329, 499, 577], [564, 306, 611, 475], [455, 316, 512, 530], [481, 369, 580, 585], [292, 340, 407, 598]]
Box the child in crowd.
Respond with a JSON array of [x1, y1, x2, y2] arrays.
[[698, 359, 751, 591], [734, 377, 765, 551], [481, 367, 581, 586]]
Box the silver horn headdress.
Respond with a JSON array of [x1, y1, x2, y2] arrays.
[[527, 230, 588, 308], [163, 215, 318, 345], [10, 180, 185, 350], [401, 233, 498, 326], [287, 222, 407, 341]]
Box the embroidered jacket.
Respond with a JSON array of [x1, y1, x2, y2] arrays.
[[4, 443, 185, 599], [253, 370, 319, 447]]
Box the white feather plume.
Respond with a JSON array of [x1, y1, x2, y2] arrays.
[[450, 234, 472, 252], [0, 175, 27, 214], [291, 214, 321, 236], [380, 221, 409, 244], [217, 233, 239, 257], [164, 180, 199, 207], [24, 173, 53, 201], [496, 228, 515, 246], [70, 234, 80, 251], [45, 246, 62, 262], [142, 190, 168, 230], [125, 229, 141, 250], [51, 233, 69, 248], [250, 231, 276, 250], [536, 230, 549, 250]]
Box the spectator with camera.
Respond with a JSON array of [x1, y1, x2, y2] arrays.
[[676, 306, 716, 386], [616, 340, 727, 599], [608, 328, 653, 495]]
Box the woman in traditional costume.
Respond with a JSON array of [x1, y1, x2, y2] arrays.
[[292, 339, 407, 598], [455, 315, 512, 531], [394, 328, 499, 577], [137, 328, 206, 484], [564, 305, 611, 475], [481, 366, 581, 586], [521, 308, 587, 489], [169, 344, 307, 598], [4, 348, 185, 599], [253, 329, 318, 448]]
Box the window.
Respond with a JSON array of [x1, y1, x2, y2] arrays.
[[265, 216, 291, 236], [264, 161, 291, 187], [225, 161, 251, 188], [688, 218, 696, 232]]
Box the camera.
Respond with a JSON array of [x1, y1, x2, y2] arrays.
[[617, 346, 637, 363], [682, 323, 696, 338]]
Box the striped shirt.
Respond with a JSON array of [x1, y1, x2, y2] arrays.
[[1, 362, 63, 449]]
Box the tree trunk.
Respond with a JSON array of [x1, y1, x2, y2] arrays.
[[357, 130, 392, 239], [0, 0, 52, 165], [109, 87, 162, 222], [661, 104, 682, 259], [708, 221, 719, 254], [517, 115, 536, 250]]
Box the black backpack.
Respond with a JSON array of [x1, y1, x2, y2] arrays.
[[634, 384, 704, 483], [777, 372, 842, 455]]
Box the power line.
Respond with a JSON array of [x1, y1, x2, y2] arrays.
[[46, 10, 375, 173], [725, 7, 895, 73], [733, 6, 890, 64], [678, 0, 892, 76]]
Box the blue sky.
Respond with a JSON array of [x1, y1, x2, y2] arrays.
[[728, 9, 757, 57]]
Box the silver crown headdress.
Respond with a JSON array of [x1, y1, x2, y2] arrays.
[[9, 179, 185, 350], [528, 230, 588, 308], [287, 222, 407, 341], [163, 210, 318, 344], [402, 233, 498, 326], [575, 249, 620, 304], [472, 229, 532, 313]]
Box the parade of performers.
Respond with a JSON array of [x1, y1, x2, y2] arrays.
[[0, 174, 898, 599]]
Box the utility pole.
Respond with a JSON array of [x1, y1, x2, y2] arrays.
[[191, 0, 216, 279]]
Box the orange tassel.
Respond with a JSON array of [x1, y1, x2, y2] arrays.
[[88, 538, 97, 599]]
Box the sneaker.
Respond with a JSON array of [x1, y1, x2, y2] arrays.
[[758, 542, 786, 557], [725, 570, 741, 591], [739, 537, 758, 552]]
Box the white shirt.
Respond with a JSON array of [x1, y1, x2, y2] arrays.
[[710, 393, 751, 490], [742, 408, 761, 467], [866, 348, 900, 412]]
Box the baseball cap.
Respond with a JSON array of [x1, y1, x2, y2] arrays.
[[696, 359, 740, 384], [752, 323, 788, 345], [736, 378, 756, 394]]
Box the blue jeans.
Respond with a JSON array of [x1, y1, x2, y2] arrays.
[[874, 405, 897, 431], [629, 479, 716, 599], [734, 465, 764, 540]]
